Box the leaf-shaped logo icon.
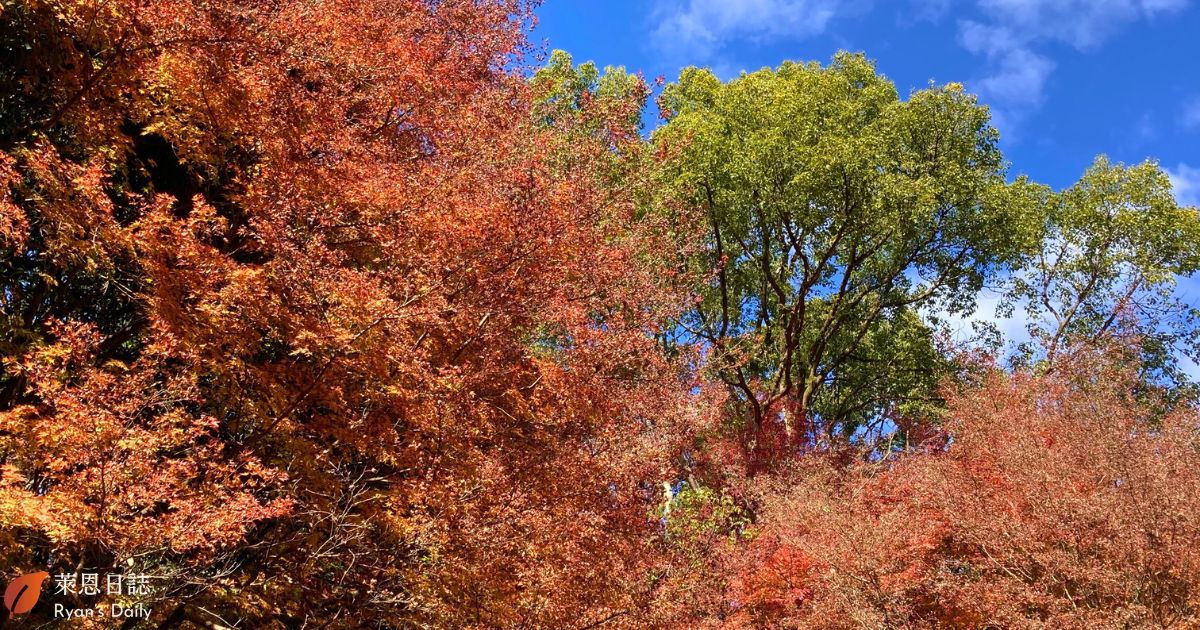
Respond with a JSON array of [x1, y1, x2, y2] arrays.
[[4, 571, 49, 618]]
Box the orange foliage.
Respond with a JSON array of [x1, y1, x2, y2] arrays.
[[0, 0, 700, 626], [681, 345, 1200, 628]]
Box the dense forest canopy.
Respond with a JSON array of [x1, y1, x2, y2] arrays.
[[0, 1, 1198, 628]]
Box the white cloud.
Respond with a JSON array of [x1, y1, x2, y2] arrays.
[[908, 0, 956, 21], [651, 0, 850, 60], [958, 20, 1019, 55], [979, 48, 1056, 106], [929, 289, 1028, 345], [1168, 163, 1200, 207], [1182, 98, 1200, 130], [650, 0, 1188, 129], [957, 21, 1053, 125], [977, 0, 1186, 50], [956, 0, 1188, 131], [1133, 112, 1156, 142]]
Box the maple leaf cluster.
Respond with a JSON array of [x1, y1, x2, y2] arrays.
[[664, 344, 1200, 629], [0, 0, 706, 626]]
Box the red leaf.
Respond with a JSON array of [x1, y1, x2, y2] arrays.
[[4, 572, 49, 617]]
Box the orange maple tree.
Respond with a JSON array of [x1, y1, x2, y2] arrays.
[[669, 343, 1200, 629], [0, 0, 702, 626]]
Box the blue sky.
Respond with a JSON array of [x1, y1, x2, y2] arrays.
[[532, 0, 1200, 374], [532, 0, 1200, 197]]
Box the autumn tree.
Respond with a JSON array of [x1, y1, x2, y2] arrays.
[[0, 1, 697, 627], [531, 50, 647, 144], [674, 342, 1200, 628], [653, 53, 1042, 461]]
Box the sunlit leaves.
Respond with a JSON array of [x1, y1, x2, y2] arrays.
[[653, 53, 1038, 459]]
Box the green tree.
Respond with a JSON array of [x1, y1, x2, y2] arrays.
[[530, 49, 647, 141], [1002, 156, 1200, 395], [653, 53, 1041, 452]]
